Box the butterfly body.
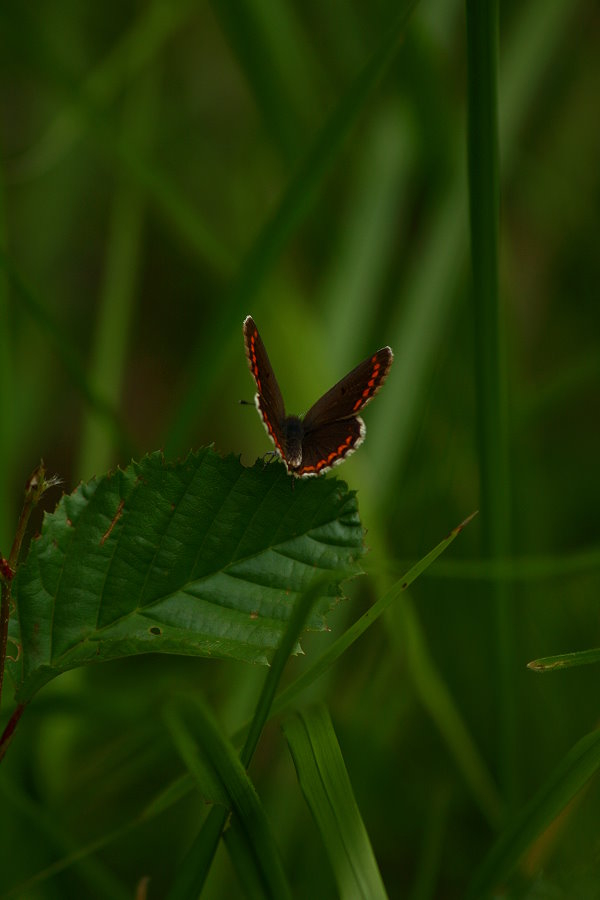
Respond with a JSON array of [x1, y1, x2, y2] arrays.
[[243, 315, 392, 477], [278, 416, 304, 469]]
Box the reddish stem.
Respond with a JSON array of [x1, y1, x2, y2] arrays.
[[0, 574, 13, 711], [0, 461, 55, 762], [0, 702, 26, 763]]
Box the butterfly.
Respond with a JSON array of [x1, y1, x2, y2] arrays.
[[243, 315, 393, 477]]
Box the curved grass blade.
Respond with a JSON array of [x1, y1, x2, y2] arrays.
[[167, 577, 329, 899], [465, 728, 600, 899], [166, 696, 292, 900], [283, 704, 387, 900], [387, 591, 502, 828], [268, 513, 477, 720], [163, 703, 230, 807]]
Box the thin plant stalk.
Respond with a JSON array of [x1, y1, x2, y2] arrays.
[[465, 0, 514, 808]]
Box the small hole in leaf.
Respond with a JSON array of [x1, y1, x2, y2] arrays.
[[149, 626, 162, 636]]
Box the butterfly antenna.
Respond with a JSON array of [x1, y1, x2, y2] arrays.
[[239, 399, 254, 406]]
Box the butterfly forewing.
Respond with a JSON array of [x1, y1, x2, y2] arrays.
[[243, 316, 287, 457], [302, 347, 393, 431]]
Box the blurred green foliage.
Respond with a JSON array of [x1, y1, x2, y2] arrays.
[[0, 0, 599, 896]]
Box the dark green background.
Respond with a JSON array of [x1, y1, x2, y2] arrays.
[[1, 1, 599, 896]]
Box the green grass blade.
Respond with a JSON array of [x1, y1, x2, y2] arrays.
[[166, 697, 292, 900], [367, 0, 574, 504], [499, 0, 576, 160], [528, 648, 600, 673], [76, 70, 157, 482], [163, 704, 230, 806], [466, 729, 600, 898], [167, 805, 226, 900], [283, 704, 388, 900], [266, 514, 476, 723], [388, 593, 502, 827], [408, 790, 451, 900], [165, 0, 417, 454], [320, 101, 414, 374], [224, 819, 273, 900], [465, 0, 514, 807], [269, 513, 502, 827], [366, 175, 467, 500], [239, 575, 337, 769], [0, 4, 234, 274], [1, 724, 192, 895], [210, 0, 320, 163], [407, 545, 600, 582], [167, 577, 328, 898], [0, 249, 135, 459], [0, 776, 132, 900], [11, 0, 197, 180]]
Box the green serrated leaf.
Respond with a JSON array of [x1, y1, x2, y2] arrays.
[[9, 448, 364, 701]]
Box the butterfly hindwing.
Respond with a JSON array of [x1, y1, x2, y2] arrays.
[[302, 347, 393, 431], [296, 417, 366, 477]]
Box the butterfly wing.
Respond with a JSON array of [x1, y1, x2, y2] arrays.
[[294, 418, 366, 477], [243, 316, 287, 458], [302, 347, 393, 431]]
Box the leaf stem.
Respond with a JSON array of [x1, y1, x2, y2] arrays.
[[0, 461, 58, 749], [0, 562, 15, 715], [0, 702, 26, 763]]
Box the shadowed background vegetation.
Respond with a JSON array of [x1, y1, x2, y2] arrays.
[[0, 0, 599, 896]]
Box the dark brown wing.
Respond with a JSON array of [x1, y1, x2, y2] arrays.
[[302, 347, 393, 431], [294, 417, 365, 477], [243, 316, 287, 458]]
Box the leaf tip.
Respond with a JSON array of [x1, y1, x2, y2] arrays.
[[449, 510, 479, 539]]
